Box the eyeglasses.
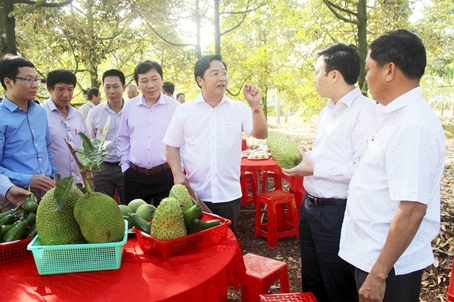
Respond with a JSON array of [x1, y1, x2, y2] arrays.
[[207, 71, 228, 79], [15, 77, 41, 85]]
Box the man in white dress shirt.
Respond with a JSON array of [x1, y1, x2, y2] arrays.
[[79, 87, 101, 119], [339, 29, 445, 302], [42, 69, 88, 186], [86, 69, 126, 204], [163, 54, 268, 233], [283, 44, 377, 301]]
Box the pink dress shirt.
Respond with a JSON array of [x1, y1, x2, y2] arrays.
[[117, 94, 180, 172]]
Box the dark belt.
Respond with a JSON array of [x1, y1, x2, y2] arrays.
[[306, 193, 347, 206], [103, 161, 120, 166], [130, 162, 170, 176]]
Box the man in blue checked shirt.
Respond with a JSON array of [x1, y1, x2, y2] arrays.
[[0, 54, 56, 207]]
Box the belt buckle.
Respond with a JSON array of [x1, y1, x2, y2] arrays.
[[308, 195, 319, 206]]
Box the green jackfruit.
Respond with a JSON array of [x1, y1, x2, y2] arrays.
[[74, 192, 125, 243], [36, 186, 85, 245], [169, 184, 194, 212], [151, 197, 187, 241], [267, 131, 302, 169]]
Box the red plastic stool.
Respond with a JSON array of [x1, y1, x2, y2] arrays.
[[241, 253, 290, 302], [242, 138, 248, 151], [241, 172, 257, 206], [259, 171, 283, 193], [255, 190, 299, 247], [448, 257, 454, 301], [259, 292, 317, 302]]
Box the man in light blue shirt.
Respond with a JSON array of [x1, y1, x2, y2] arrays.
[[0, 54, 56, 201], [0, 174, 32, 210]]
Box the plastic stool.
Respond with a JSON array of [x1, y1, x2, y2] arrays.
[[242, 138, 248, 151], [241, 253, 290, 302], [241, 172, 257, 206], [259, 292, 317, 302], [255, 190, 299, 247], [259, 171, 283, 193]]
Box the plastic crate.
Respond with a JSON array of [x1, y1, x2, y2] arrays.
[[0, 237, 33, 263], [134, 212, 231, 260], [259, 292, 317, 302], [27, 221, 128, 275]]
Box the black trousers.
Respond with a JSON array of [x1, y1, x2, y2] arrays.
[[299, 194, 358, 302], [204, 198, 241, 234], [352, 266, 423, 302], [123, 167, 173, 207]]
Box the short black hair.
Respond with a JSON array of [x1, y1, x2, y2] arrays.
[[46, 69, 77, 90], [369, 29, 426, 80], [133, 60, 163, 83], [162, 81, 175, 95], [194, 55, 227, 88], [316, 43, 360, 85], [102, 69, 126, 86], [176, 92, 184, 98], [0, 54, 35, 90], [87, 87, 100, 100]]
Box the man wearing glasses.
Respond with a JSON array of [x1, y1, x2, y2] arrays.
[[0, 54, 56, 208]]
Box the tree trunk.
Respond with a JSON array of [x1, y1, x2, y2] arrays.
[[195, 0, 202, 59], [0, 0, 18, 56], [357, 0, 367, 93], [214, 0, 220, 55]]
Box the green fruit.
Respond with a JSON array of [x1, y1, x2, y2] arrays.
[[23, 201, 38, 214], [128, 199, 147, 213], [119, 205, 133, 216], [267, 131, 302, 169], [150, 197, 187, 241], [169, 184, 194, 212], [135, 204, 156, 222], [74, 192, 125, 243], [36, 186, 86, 245]]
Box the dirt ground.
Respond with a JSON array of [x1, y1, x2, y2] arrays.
[[227, 115, 454, 302]]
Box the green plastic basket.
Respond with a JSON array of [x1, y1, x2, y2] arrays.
[[27, 221, 128, 275]]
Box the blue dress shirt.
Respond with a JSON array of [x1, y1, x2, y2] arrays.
[[0, 97, 57, 187]]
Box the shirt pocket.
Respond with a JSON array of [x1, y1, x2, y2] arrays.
[[220, 122, 241, 146]]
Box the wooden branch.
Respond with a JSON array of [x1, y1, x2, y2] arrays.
[[322, 0, 358, 25], [9, 0, 73, 18]]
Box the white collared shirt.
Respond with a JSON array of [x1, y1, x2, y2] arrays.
[[79, 101, 96, 119], [163, 93, 253, 203], [304, 87, 377, 198], [42, 99, 88, 185], [339, 86, 446, 275], [86, 101, 122, 163]]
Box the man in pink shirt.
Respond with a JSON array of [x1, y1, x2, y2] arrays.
[[117, 61, 180, 206]]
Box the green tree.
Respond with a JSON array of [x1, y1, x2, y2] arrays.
[[0, 0, 72, 56]]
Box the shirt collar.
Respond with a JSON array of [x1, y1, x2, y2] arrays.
[[328, 86, 361, 108], [194, 92, 232, 106], [1, 96, 37, 112], [138, 93, 167, 107], [46, 98, 75, 117], [381, 86, 422, 114]]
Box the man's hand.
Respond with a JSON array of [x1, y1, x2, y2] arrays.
[[30, 174, 56, 192], [243, 84, 261, 108], [6, 186, 32, 207], [282, 149, 314, 177], [358, 273, 386, 302]]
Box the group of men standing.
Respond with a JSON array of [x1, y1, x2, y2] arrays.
[[0, 29, 446, 302]]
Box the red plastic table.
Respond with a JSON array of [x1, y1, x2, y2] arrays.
[[241, 157, 282, 193], [1, 231, 245, 302]]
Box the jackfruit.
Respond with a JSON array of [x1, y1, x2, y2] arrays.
[[267, 131, 302, 169], [151, 197, 187, 241], [169, 184, 194, 212], [74, 192, 125, 243], [36, 186, 85, 245]]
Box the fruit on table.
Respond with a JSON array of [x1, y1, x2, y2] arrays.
[[183, 204, 202, 230], [2, 217, 29, 242], [267, 131, 302, 169], [36, 186, 86, 245], [74, 192, 125, 243], [169, 184, 194, 212], [129, 213, 151, 234], [135, 204, 156, 222], [151, 197, 187, 241], [128, 199, 147, 213], [119, 205, 133, 216]]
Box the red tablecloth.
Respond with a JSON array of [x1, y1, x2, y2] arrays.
[[1, 231, 245, 302]]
